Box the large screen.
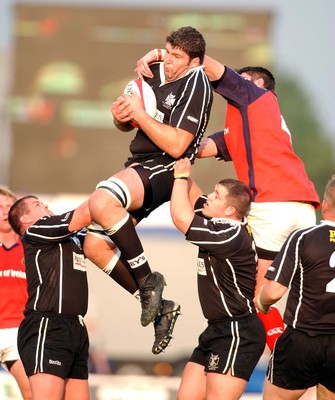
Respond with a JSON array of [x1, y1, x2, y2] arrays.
[[10, 5, 272, 194]]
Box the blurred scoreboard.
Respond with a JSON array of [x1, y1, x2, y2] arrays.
[[10, 5, 272, 194]]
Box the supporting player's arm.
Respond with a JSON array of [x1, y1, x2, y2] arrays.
[[197, 137, 218, 158], [135, 51, 226, 83], [202, 55, 226, 81], [171, 158, 195, 234], [135, 49, 165, 79], [256, 279, 287, 314]]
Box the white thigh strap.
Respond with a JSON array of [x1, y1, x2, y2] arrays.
[[96, 177, 131, 209]]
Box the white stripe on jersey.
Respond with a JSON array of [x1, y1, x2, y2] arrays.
[[174, 68, 200, 127], [27, 223, 72, 241], [33, 250, 43, 311], [273, 225, 319, 282], [59, 244, 63, 314], [189, 223, 241, 245], [210, 262, 232, 317], [227, 259, 253, 313], [273, 225, 321, 328]]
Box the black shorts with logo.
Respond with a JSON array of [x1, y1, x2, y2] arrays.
[[130, 155, 176, 222], [189, 313, 265, 381], [18, 312, 89, 380], [267, 327, 335, 392]]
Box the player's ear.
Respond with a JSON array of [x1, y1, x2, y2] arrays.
[[321, 199, 328, 214], [20, 214, 31, 224], [190, 57, 200, 67], [254, 77, 265, 89], [225, 206, 236, 217]]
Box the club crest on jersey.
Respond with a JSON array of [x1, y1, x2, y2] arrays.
[[329, 230, 335, 243], [208, 353, 219, 371], [73, 253, 86, 272], [163, 93, 176, 110]]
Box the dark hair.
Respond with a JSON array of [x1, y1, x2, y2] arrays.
[[166, 26, 206, 64], [217, 178, 251, 219], [237, 66, 276, 92], [8, 195, 37, 236]]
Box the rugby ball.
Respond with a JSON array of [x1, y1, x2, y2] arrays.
[[124, 78, 157, 128]]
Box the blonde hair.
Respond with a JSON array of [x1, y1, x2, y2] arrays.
[[0, 185, 17, 203]]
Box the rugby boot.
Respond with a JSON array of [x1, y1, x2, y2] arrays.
[[140, 271, 166, 326], [152, 299, 181, 355]]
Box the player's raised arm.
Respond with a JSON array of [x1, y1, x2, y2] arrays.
[[170, 158, 194, 234], [135, 49, 164, 79], [203, 55, 225, 81]]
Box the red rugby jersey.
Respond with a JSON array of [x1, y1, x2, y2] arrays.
[[0, 240, 27, 328], [210, 67, 320, 208]]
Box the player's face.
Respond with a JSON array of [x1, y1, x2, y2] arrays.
[[163, 42, 199, 83], [24, 197, 54, 224], [202, 185, 233, 219], [0, 194, 15, 234]]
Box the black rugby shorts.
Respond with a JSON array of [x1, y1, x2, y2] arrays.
[[190, 313, 266, 381], [18, 312, 89, 380], [267, 327, 335, 392]]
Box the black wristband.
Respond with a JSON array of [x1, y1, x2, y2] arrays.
[[174, 176, 188, 180]]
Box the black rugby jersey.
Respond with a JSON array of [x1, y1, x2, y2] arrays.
[[22, 211, 88, 317], [127, 61, 213, 164], [265, 220, 335, 335], [186, 214, 258, 321]]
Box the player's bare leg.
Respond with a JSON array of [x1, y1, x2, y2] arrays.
[[263, 378, 308, 400], [88, 167, 165, 325]]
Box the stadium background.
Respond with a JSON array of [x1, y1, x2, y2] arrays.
[[0, 1, 334, 399]]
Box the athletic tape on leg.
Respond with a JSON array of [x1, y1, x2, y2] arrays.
[[102, 249, 122, 275], [96, 177, 131, 209], [87, 222, 114, 244]]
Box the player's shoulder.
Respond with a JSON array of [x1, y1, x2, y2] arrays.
[[285, 225, 323, 249], [192, 65, 210, 80]]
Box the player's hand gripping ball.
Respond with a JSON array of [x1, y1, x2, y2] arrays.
[[124, 78, 157, 128]]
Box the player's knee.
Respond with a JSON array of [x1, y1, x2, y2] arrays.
[[95, 177, 131, 209]]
